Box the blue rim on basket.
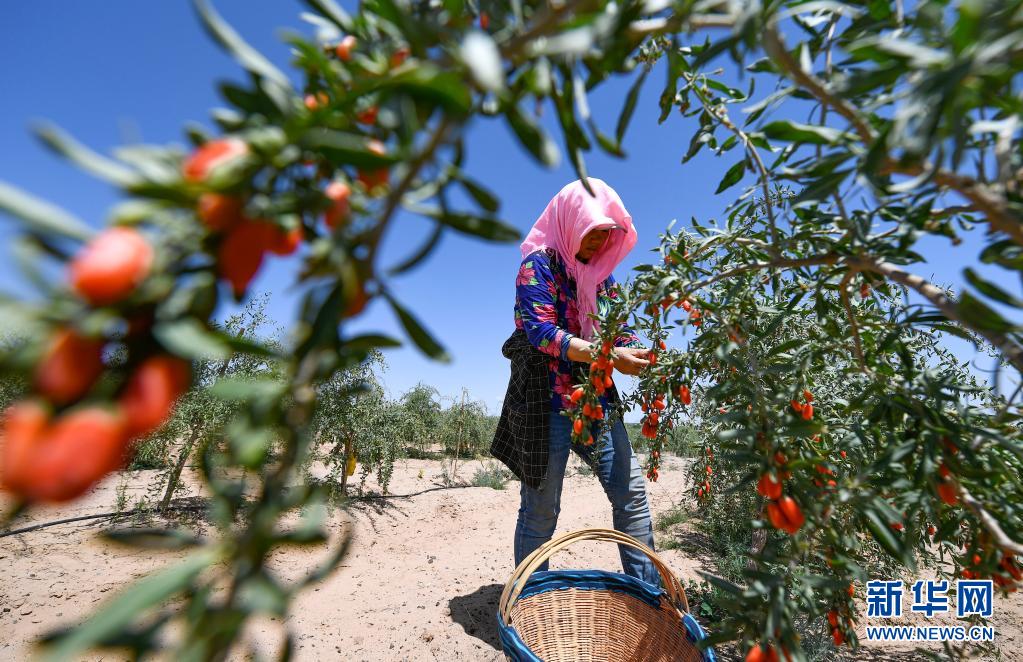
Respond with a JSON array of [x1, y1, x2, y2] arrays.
[[497, 569, 717, 661]]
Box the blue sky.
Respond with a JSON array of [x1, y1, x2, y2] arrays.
[[1, 2, 1011, 421]]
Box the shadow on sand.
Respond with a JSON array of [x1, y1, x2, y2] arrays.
[[449, 583, 505, 652]]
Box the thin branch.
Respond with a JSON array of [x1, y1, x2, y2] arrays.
[[838, 269, 869, 373], [501, 0, 593, 63], [685, 253, 840, 294], [627, 12, 737, 39], [957, 484, 1023, 555], [846, 255, 1023, 374], [886, 162, 1023, 247], [762, 22, 875, 144], [367, 116, 456, 267], [683, 71, 781, 258], [0, 504, 207, 539]]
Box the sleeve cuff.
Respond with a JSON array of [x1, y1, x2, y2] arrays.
[[559, 332, 575, 362]]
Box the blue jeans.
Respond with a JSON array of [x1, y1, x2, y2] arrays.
[[513, 411, 661, 587]]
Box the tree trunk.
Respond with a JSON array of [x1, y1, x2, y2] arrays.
[[159, 421, 202, 513], [339, 431, 353, 498], [746, 504, 768, 571]]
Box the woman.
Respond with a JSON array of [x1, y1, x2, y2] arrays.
[[491, 177, 660, 586]]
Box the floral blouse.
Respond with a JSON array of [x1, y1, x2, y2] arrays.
[[514, 247, 642, 412]]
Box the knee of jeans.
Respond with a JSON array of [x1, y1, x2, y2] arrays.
[[522, 502, 559, 535]]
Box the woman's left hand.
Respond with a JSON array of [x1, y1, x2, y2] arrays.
[[610, 347, 650, 376]]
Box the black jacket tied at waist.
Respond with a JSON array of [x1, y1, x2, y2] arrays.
[[490, 329, 622, 491]]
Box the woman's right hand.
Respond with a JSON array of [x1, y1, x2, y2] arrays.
[[610, 347, 650, 376]]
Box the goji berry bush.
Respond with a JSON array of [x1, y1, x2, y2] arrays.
[[0, 1, 1021, 660]]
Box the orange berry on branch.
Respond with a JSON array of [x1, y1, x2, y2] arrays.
[[304, 92, 329, 111], [356, 139, 389, 192], [357, 105, 379, 125], [757, 473, 783, 500], [570, 387, 584, 404], [267, 224, 303, 256], [323, 181, 352, 230], [34, 328, 104, 405], [0, 400, 51, 496], [335, 34, 357, 61], [803, 389, 814, 402], [390, 46, 410, 67], [119, 355, 191, 440], [182, 137, 249, 183], [745, 643, 779, 662], [218, 219, 271, 298], [790, 399, 803, 413], [767, 496, 805, 534], [573, 419, 583, 435], [937, 481, 959, 505], [197, 193, 245, 232], [801, 403, 814, 420], [69, 227, 154, 306], [1, 403, 130, 503]]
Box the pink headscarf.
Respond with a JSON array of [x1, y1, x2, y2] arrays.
[[520, 178, 637, 340]]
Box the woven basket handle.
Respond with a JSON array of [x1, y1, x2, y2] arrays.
[[499, 527, 690, 626]]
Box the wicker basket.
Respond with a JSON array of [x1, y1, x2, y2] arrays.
[[497, 528, 716, 661]]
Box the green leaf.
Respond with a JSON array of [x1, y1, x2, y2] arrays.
[[371, 64, 472, 116], [457, 176, 500, 213], [227, 415, 274, 468], [715, 159, 747, 194], [102, 528, 203, 550], [343, 334, 403, 353], [588, 119, 625, 158], [383, 292, 450, 362], [153, 319, 231, 361], [385, 222, 444, 276], [0, 181, 94, 242], [300, 0, 354, 31], [979, 239, 1023, 270], [40, 550, 216, 662], [210, 376, 287, 403], [862, 508, 910, 565], [34, 123, 138, 187], [963, 268, 1023, 308], [302, 129, 395, 169], [424, 209, 520, 242], [193, 0, 292, 90], [957, 291, 1018, 333], [761, 120, 851, 145], [792, 169, 851, 205], [238, 572, 288, 617], [505, 104, 560, 167], [616, 68, 648, 145], [461, 31, 504, 92]]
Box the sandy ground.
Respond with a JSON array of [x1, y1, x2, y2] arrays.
[[2, 451, 1021, 661]]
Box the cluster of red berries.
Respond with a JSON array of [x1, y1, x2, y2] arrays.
[[567, 342, 618, 447], [790, 388, 814, 420], [757, 452, 805, 535], [959, 546, 1021, 592], [696, 447, 713, 498], [1, 241, 191, 502], [826, 608, 851, 646]]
